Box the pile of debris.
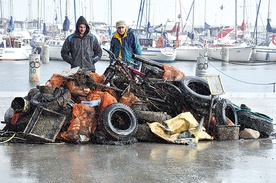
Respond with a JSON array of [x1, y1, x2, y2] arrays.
[[1, 64, 274, 145]]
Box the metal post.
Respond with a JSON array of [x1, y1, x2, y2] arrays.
[[194, 117, 204, 144], [221, 47, 229, 62], [195, 55, 208, 78], [41, 44, 49, 64], [29, 54, 41, 82], [207, 95, 215, 132]]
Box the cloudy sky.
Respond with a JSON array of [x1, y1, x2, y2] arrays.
[[2, 0, 275, 29]]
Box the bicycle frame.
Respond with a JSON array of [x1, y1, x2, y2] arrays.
[[102, 48, 183, 116]]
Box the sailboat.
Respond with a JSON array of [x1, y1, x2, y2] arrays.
[[0, 16, 33, 60], [46, 15, 70, 61], [136, 0, 176, 63], [207, 0, 253, 62], [251, 0, 276, 62], [175, 0, 207, 61]]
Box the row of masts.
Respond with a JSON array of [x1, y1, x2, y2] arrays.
[[0, 0, 98, 25]]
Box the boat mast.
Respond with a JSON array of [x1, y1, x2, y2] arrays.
[[266, 0, 270, 42], [74, 0, 76, 25], [28, 0, 31, 21], [38, 0, 40, 30], [191, 0, 195, 45], [242, 0, 245, 41], [136, 0, 146, 36], [90, 0, 94, 22], [253, 0, 261, 45], [108, 0, 112, 27], [0, 0, 2, 19], [65, 0, 68, 16], [235, 0, 237, 42], [10, 0, 13, 17]]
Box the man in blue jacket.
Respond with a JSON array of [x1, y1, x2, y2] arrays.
[[61, 16, 102, 72], [110, 20, 142, 69]]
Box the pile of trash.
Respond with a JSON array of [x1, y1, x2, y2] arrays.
[[1, 63, 274, 145]]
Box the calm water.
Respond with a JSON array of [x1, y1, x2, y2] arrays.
[[0, 59, 275, 93]]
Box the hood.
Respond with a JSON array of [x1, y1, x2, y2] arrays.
[[75, 16, 90, 35]]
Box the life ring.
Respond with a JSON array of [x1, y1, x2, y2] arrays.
[[272, 35, 276, 45], [157, 36, 165, 48]]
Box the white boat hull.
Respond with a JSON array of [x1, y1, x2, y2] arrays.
[[48, 45, 63, 60], [141, 47, 176, 63], [46, 39, 64, 61], [176, 46, 206, 61], [101, 44, 110, 61], [251, 46, 276, 62], [208, 46, 253, 62], [0, 47, 33, 60]]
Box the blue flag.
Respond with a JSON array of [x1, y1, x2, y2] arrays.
[[266, 19, 272, 32], [204, 22, 211, 30], [266, 19, 276, 33], [188, 32, 194, 40], [43, 23, 47, 35], [108, 27, 111, 36], [55, 12, 58, 21], [7, 16, 14, 33], [63, 16, 70, 31]]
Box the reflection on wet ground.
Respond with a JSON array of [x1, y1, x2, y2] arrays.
[[1, 139, 276, 182], [0, 60, 276, 182]]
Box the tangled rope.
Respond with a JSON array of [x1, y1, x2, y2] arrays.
[[233, 103, 273, 123], [0, 132, 16, 143]]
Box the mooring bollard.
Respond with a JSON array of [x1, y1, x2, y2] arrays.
[[221, 47, 229, 62], [195, 55, 208, 78], [29, 54, 41, 82], [41, 44, 49, 64]]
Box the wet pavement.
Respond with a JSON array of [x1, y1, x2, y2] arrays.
[[0, 60, 276, 182], [1, 140, 276, 183]]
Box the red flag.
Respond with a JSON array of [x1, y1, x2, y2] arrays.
[[240, 20, 246, 31]]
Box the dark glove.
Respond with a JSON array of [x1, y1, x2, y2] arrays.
[[92, 56, 100, 64]]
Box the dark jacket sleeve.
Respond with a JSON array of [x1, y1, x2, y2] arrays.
[[134, 35, 142, 56], [61, 38, 73, 64], [91, 37, 102, 64]]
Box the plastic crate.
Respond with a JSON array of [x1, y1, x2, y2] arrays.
[[24, 107, 66, 142]]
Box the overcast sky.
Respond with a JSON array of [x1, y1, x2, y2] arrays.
[[2, 0, 275, 29]]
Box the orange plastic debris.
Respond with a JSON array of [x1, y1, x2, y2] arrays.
[[87, 71, 106, 84], [162, 64, 186, 81], [227, 117, 234, 126], [60, 103, 97, 143], [47, 74, 67, 88], [87, 90, 117, 112], [11, 113, 20, 125], [119, 92, 140, 106], [66, 80, 90, 97]]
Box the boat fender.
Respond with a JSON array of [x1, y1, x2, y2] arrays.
[[157, 36, 165, 48], [272, 35, 276, 45]]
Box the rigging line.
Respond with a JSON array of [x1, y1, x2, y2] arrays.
[[221, 61, 276, 66], [207, 61, 276, 86]]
